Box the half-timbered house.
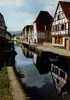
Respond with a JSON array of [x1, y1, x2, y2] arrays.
[[51, 1, 70, 50]]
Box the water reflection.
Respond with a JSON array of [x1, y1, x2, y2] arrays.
[[15, 46, 58, 100]]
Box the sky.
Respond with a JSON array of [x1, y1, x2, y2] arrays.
[[0, 0, 69, 31]]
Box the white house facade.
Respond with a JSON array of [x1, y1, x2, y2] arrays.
[[32, 23, 38, 43], [51, 1, 70, 50]]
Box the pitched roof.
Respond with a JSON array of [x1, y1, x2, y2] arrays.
[[59, 1, 70, 20], [25, 25, 33, 29], [0, 13, 7, 30], [22, 25, 33, 33], [34, 11, 53, 24]]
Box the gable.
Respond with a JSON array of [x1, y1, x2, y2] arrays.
[[35, 11, 53, 25], [54, 3, 67, 22]]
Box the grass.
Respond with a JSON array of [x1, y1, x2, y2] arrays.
[[0, 67, 13, 100]]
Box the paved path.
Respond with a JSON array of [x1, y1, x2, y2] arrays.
[[7, 66, 28, 100], [37, 43, 70, 57]]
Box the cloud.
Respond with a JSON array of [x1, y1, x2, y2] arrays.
[[0, 0, 23, 6]]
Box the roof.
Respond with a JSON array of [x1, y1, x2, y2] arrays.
[[22, 25, 33, 33], [34, 11, 53, 24], [56, 1, 70, 20], [0, 13, 7, 30], [25, 25, 33, 29]]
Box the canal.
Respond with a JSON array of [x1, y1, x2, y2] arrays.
[[15, 45, 60, 100]]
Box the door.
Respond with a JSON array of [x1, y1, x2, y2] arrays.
[[65, 39, 69, 50]]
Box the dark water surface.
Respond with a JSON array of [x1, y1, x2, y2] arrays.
[[15, 45, 59, 100]]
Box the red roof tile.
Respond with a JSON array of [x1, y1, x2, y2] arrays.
[[59, 1, 70, 20]]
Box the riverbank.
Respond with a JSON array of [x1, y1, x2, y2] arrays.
[[0, 67, 13, 100], [7, 66, 27, 100]]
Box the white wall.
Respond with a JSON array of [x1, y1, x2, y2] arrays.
[[52, 4, 68, 36], [32, 23, 38, 43]]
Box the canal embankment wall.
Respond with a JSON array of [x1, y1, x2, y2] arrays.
[[22, 42, 70, 57], [7, 66, 29, 100], [21, 42, 70, 76]]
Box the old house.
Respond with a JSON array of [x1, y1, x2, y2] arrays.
[[21, 25, 33, 43], [51, 1, 70, 50], [0, 13, 11, 49], [32, 11, 53, 43], [0, 13, 14, 67], [21, 27, 26, 42]]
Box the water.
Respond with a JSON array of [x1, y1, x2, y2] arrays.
[[15, 45, 58, 100]]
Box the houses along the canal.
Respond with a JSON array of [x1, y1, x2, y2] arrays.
[[32, 11, 53, 43], [21, 25, 33, 43], [21, 11, 53, 44], [1, 0, 70, 100], [13, 0, 70, 97], [0, 13, 16, 67], [51, 1, 70, 50], [10, 1, 70, 97]]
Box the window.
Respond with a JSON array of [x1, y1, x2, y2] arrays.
[[55, 25, 58, 31], [57, 14, 60, 20], [53, 24, 66, 32], [61, 24, 64, 30], [53, 25, 59, 31]]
